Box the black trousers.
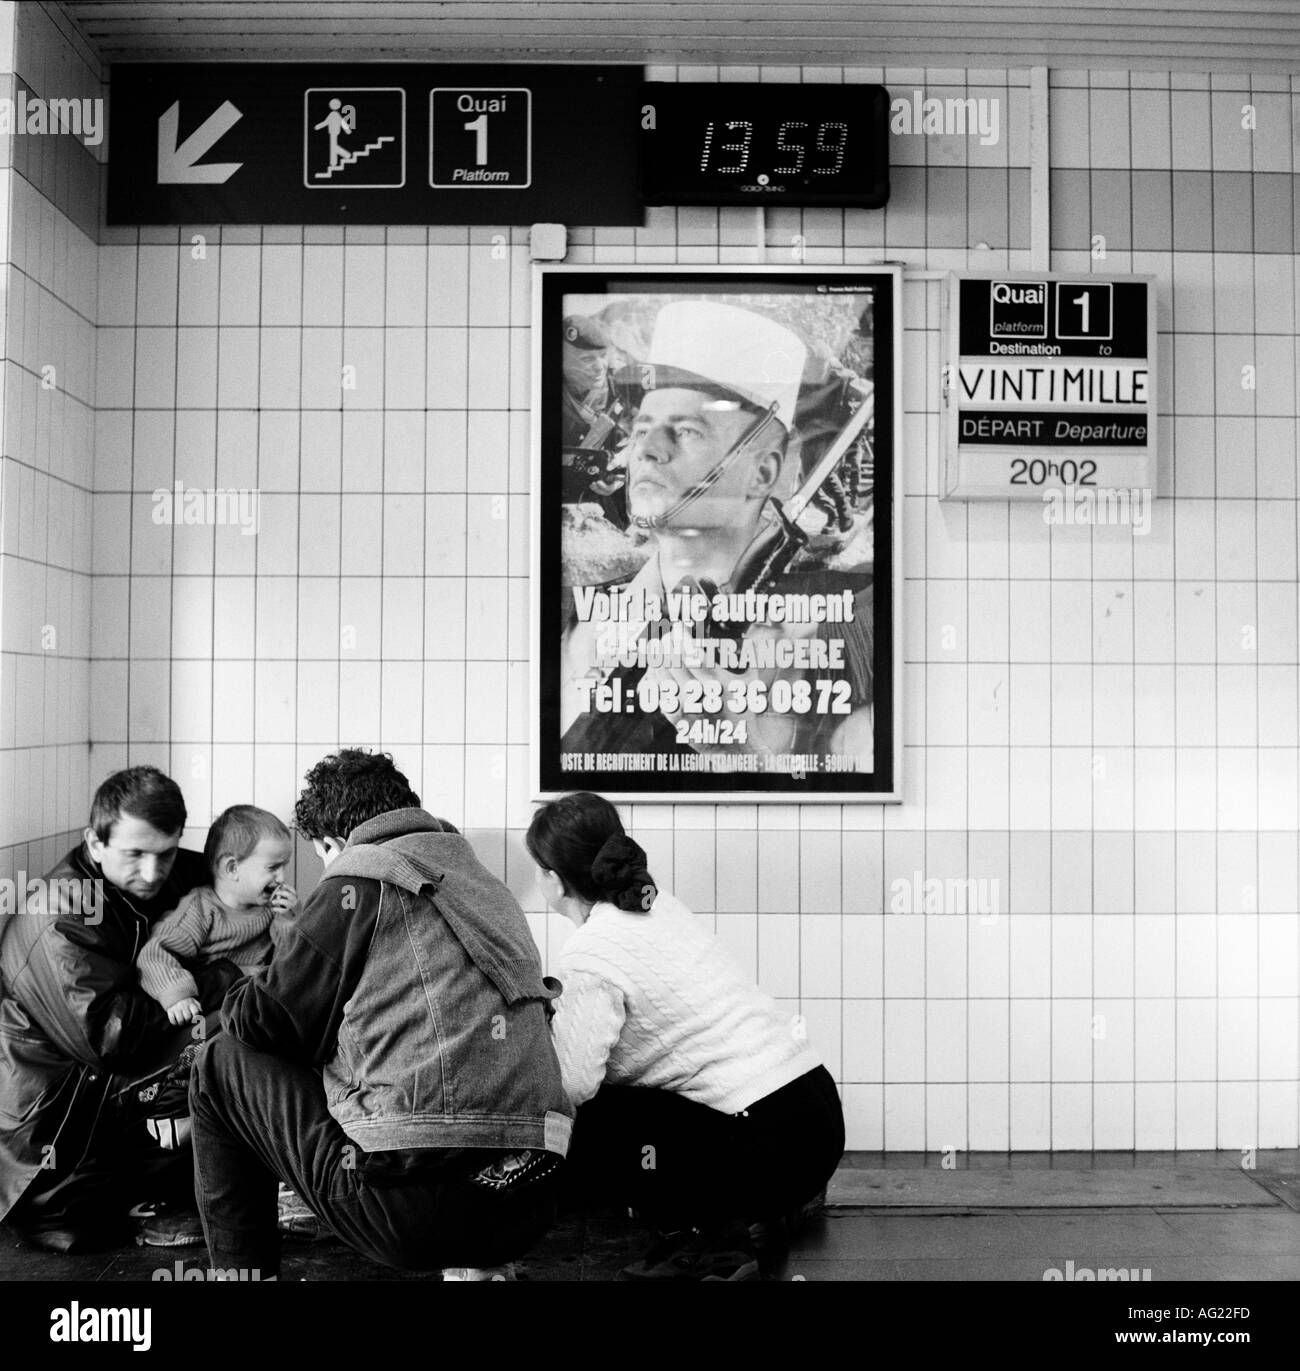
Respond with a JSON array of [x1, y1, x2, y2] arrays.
[[189, 1032, 560, 1276], [566, 1065, 845, 1230], [6, 1109, 194, 1246], [5, 975, 238, 1246]]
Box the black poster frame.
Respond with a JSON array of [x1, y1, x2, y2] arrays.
[[531, 264, 903, 802]]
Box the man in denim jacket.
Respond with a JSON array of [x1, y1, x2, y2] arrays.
[[189, 749, 572, 1278]]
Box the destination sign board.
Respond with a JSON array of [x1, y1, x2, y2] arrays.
[[942, 274, 1156, 500]]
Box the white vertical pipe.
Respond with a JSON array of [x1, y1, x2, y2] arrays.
[[1029, 65, 1050, 271]]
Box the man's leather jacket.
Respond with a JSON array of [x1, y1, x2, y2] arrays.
[[0, 841, 229, 1220]]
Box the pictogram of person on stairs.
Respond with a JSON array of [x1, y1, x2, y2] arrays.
[[314, 98, 356, 170]]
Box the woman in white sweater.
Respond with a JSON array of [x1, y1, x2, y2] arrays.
[[527, 791, 844, 1281]]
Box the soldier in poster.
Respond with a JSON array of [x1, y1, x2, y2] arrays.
[[557, 294, 879, 783]]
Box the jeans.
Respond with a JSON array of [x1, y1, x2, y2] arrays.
[[189, 1032, 560, 1276], [565, 1064, 845, 1230]]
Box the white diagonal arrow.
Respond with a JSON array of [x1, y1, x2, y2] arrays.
[[157, 100, 243, 183]]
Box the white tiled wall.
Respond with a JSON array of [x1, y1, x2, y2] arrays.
[[0, 1, 101, 877], [3, 49, 1299, 1150]]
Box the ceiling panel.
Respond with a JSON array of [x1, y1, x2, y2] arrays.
[[57, 0, 1300, 72]]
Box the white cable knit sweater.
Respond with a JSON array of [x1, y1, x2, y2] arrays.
[[552, 890, 823, 1116]]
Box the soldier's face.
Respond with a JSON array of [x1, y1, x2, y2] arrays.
[[86, 813, 181, 900], [626, 388, 777, 530]]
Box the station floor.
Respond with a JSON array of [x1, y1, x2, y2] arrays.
[[3, 1150, 1297, 1282]]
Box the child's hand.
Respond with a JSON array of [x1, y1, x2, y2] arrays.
[[271, 884, 297, 914], [167, 998, 202, 1026]]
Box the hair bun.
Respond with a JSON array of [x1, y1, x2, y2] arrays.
[[591, 834, 656, 912]]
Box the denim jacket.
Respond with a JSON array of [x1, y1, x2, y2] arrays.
[[221, 809, 572, 1157]]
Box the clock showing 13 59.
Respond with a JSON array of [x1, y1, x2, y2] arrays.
[[639, 82, 890, 207]]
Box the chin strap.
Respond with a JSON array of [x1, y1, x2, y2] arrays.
[[627, 403, 782, 531]]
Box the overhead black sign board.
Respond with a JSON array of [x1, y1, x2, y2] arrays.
[[107, 63, 643, 225]]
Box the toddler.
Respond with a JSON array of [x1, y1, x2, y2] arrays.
[[139, 805, 297, 1026]]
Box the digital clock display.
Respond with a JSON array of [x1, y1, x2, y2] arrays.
[[639, 82, 890, 208]]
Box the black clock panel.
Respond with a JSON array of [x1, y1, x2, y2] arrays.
[[639, 82, 890, 208]]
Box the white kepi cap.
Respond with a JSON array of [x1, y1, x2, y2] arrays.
[[644, 300, 807, 431]]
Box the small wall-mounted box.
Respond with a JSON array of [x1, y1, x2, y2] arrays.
[[529, 223, 568, 261]]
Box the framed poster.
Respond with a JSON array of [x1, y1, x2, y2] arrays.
[[531, 265, 902, 802]]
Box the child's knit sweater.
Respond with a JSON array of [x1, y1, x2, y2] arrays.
[[138, 886, 275, 1009], [552, 890, 822, 1115]]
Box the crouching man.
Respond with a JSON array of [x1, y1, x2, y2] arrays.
[[0, 766, 240, 1252], [190, 749, 572, 1281]]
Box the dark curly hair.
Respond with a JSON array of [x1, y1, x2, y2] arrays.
[[293, 749, 424, 842], [89, 766, 187, 843], [525, 791, 657, 913]]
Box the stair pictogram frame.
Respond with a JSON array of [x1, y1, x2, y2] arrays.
[[303, 87, 406, 190]]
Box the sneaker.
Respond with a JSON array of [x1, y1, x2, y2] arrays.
[[694, 1249, 762, 1282], [789, 1185, 827, 1230], [617, 1227, 693, 1279], [277, 1183, 328, 1241], [145, 1117, 192, 1150], [129, 1199, 205, 1248], [747, 1214, 792, 1279], [10, 1219, 130, 1254], [619, 1227, 760, 1282]]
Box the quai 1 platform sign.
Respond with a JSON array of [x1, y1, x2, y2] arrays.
[[942, 273, 1156, 499], [430, 88, 530, 188], [107, 63, 639, 225]]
